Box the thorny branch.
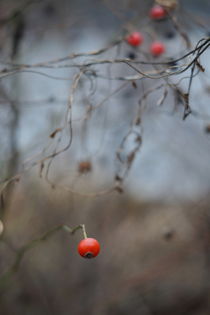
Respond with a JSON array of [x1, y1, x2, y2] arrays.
[[0, 0, 209, 199], [0, 36, 209, 199], [0, 224, 86, 292]]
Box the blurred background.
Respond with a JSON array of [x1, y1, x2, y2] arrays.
[[1, 0, 210, 314]]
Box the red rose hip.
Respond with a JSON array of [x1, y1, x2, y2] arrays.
[[150, 41, 165, 56], [149, 5, 167, 20], [78, 238, 100, 258], [126, 32, 144, 47]]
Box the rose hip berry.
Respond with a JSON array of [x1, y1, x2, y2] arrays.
[[150, 41, 165, 56], [149, 5, 167, 20], [126, 32, 144, 47], [78, 238, 100, 259]]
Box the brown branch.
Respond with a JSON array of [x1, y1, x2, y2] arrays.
[[0, 224, 85, 292]]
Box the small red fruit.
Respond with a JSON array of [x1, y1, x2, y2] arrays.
[[150, 41, 165, 56], [149, 5, 167, 20], [78, 238, 100, 259], [126, 32, 144, 47]]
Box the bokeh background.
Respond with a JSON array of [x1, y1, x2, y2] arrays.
[[1, 0, 210, 314]]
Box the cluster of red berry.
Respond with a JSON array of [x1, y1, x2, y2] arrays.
[[126, 5, 167, 57], [76, 6, 170, 261]]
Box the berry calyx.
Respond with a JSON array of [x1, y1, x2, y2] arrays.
[[127, 52, 136, 60], [126, 32, 144, 47], [164, 31, 176, 39], [149, 5, 167, 20], [78, 237, 100, 259], [150, 41, 165, 56]]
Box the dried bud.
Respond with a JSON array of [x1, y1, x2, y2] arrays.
[[0, 220, 4, 235], [155, 0, 178, 10], [78, 161, 92, 174], [115, 185, 124, 194], [205, 125, 210, 134], [163, 229, 174, 240]]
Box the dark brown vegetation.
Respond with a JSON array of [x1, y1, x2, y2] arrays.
[[0, 181, 209, 315]]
